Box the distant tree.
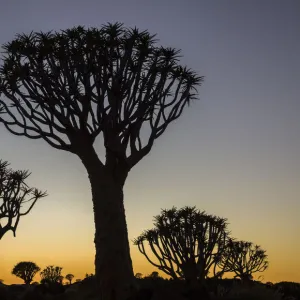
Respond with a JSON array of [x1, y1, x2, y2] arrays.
[[58, 275, 64, 285], [0, 160, 47, 239], [134, 273, 143, 279], [0, 22, 203, 300], [11, 261, 40, 284], [134, 206, 229, 286], [40, 266, 63, 284], [148, 271, 160, 279], [85, 273, 94, 279], [65, 273, 74, 284], [0, 279, 3, 284], [217, 240, 269, 281], [75, 279, 81, 283]]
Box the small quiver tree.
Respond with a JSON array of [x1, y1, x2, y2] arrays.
[[217, 240, 269, 281], [134, 273, 143, 279], [12, 261, 40, 284], [0, 160, 47, 239], [65, 273, 74, 284], [40, 265, 63, 284], [134, 206, 229, 286]]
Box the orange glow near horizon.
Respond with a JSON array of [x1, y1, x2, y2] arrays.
[[2, 247, 300, 285], [1, 219, 300, 285]]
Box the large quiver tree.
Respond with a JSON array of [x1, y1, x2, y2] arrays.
[[0, 160, 46, 239], [134, 206, 229, 286], [0, 23, 203, 300]]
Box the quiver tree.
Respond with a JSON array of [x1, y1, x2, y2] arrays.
[[40, 265, 63, 284], [217, 240, 269, 281], [0, 23, 203, 300], [65, 273, 74, 284], [134, 273, 143, 279], [146, 271, 161, 279], [133, 206, 229, 286], [12, 261, 40, 284], [0, 160, 47, 239]]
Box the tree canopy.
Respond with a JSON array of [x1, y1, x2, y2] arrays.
[[0, 23, 203, 170]]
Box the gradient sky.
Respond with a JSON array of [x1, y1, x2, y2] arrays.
[[0, 0, 300, 284]]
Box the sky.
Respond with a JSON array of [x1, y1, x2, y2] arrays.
[[0, 0, 300, 284]]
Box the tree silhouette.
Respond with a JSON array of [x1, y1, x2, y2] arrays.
[[134, 273, 143, 279], [65, 273, 74, 284], [134, 206, 229, 286], [148, 271, 160, 279], [11, 261, 40, 284], [217, 240, 269, 281], [0, 23, 203, 300], [58, 275, 64, 285], [85, 273, 94, 279], [0, 160, 47, 239], [40, 266, 63, 284]]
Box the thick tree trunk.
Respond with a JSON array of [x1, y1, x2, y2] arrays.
[[78, 147, 136, 300]]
